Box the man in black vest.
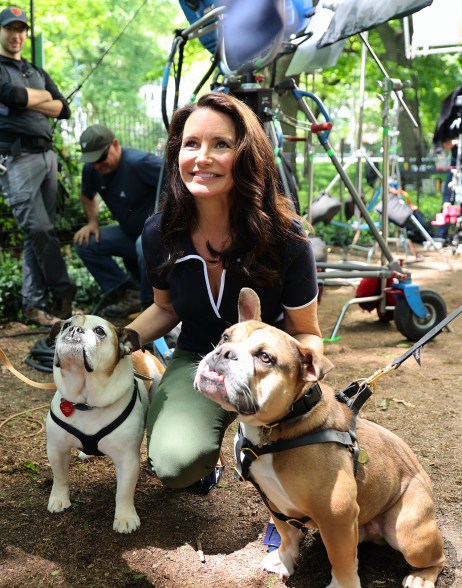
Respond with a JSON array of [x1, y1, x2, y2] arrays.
[[0, 6, 75, 326]]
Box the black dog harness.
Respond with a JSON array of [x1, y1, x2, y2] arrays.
[[49, 381, 140, 457], [234, 381, 372, 529]]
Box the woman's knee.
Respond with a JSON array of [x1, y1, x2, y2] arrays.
[[147, 435, 219, 489]]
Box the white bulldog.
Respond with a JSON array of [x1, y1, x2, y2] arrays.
[[46, 315, 164, 533]]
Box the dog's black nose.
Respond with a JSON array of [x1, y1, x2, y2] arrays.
[[66, 325, 85, 339], [215, 344, 238, 361], [70, 326, 84, 334]]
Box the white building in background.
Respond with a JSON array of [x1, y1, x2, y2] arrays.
[[405, 0, 462, 57], [139, 56, 211, 121], [139, 84, 165, 122]]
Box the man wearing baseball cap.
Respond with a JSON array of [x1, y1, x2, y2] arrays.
[[0, 6, 75, 326], [74, 124, 164, 317], [79, 124, 115, 163], [0, 6, 28, 27]]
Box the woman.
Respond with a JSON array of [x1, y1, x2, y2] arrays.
[[127, 92, 323, 490]]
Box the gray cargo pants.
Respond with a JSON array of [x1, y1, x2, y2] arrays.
[[0, 150, 72, 309]]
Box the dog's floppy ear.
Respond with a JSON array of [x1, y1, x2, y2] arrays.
[[238, 288, 261, 322], [117, 327, 142, 358], [299, 348, 334, 383], [47, 320, 64, 347]]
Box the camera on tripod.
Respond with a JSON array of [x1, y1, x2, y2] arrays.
[[230, 86, 273, 123]]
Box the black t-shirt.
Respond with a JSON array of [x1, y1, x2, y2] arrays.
[[82, 148, 163, 241], [142, 212, 319, 353]]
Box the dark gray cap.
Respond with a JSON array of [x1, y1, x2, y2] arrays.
[[79, 124, 115, 163], [0, 7, 28, 27]]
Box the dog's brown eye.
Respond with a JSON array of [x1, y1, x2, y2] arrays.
[[257, 351, 275, 365], [220, 333, 229, 343], [94, 327, 106, 338]]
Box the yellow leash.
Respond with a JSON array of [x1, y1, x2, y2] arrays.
[[351, 362, 399, 394], [0, 345, 56, 390], [347, 304, 462, 395]]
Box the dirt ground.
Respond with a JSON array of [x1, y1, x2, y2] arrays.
[[0, 244, 461, 588]]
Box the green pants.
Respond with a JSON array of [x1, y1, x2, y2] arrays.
[[147, 348, 236, 488]]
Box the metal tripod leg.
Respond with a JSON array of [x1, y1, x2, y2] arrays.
[[327, 294, 384, 340], [409, 214, 454, 268], [287, 83, 400, 273]]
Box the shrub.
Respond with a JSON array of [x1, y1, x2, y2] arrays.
[[67, 252, 102, 308], [0, 250, 23, 320], [0, 250, 102, 322]]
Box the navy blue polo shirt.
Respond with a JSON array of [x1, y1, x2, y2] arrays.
[[142, 212, 319, 354], [82, 148, 163, 241]]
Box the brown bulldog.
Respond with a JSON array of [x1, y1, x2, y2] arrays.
[[194, 288, 445, 587], [46, 315, 165, 533]]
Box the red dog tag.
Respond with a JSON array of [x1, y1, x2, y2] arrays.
[[60, 400, 74, 417]]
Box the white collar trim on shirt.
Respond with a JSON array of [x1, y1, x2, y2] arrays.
[[175, 254, 226, 319]]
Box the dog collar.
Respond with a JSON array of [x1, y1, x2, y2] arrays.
[[59, 398, 94, 417], [253, 382, 322, 448], [265, 382, 323, 430]]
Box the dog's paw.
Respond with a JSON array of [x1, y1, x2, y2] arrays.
[[326, 574, 360, 588], [47, 495, 71, 513], [260, 549, 293, 579], [113, 507, 140, 533], [402, 575, 435, 588]]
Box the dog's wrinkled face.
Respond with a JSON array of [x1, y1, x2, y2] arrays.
[[48, 315, 141, 374], [195, 322, 307, 419], [195, 288, 332, 424]]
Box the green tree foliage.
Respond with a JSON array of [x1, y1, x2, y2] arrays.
[[0, 251, 23, 318], [32, 0, 186, 115]]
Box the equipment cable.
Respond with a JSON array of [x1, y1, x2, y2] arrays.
[[65, 0, 149, 103], [25, 337, 54, 373]]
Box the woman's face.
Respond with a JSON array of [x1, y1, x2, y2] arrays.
[[179, 108, 236, 202]]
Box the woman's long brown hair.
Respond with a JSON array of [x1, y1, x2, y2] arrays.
[[157, 92, 302, 285]]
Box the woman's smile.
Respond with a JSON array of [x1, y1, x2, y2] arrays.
[[179, 108, 236, 200], [193, 171, 220, 180]]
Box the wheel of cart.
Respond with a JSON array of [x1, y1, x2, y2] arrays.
[[321, 266, 448, 342], [393, 288, 447, 342]]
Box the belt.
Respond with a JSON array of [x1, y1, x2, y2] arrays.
[[0, 133, 53, 155]]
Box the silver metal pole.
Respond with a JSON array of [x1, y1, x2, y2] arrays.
[[359, 32, 418, 129], [355, 34, 367, 195]]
